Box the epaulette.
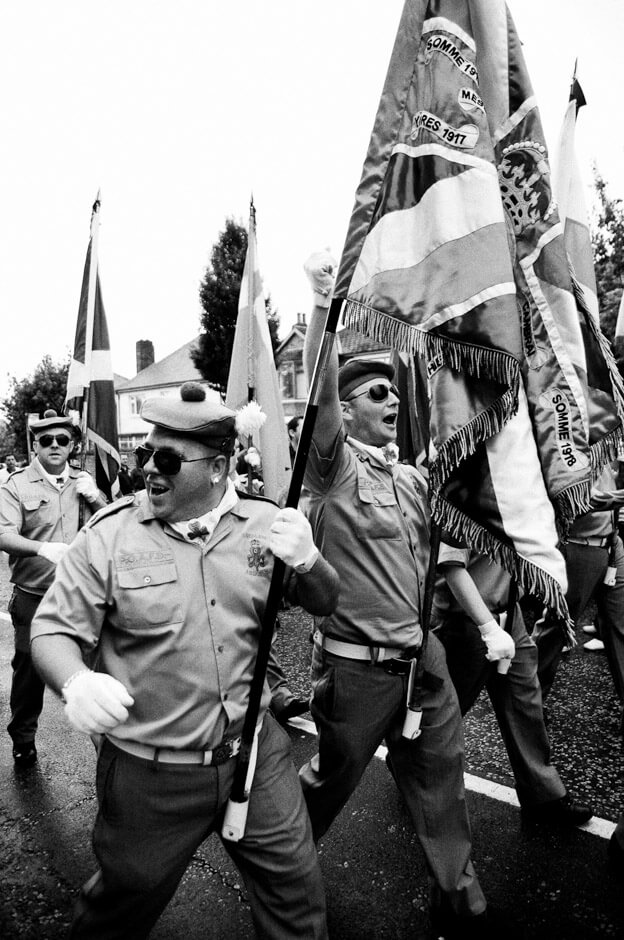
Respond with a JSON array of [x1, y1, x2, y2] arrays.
[[235, 488, 279, 508], [7, 466, 27, 477], [85, 494, 137, 528]]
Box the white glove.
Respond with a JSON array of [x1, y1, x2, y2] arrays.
[[244, 447, 261, 469], [269, 507, 318, 570], [38, 542, 69, 565], [63, 670, 135, 735], [75, 471, 99, 503], [303, 250, 337, 306], [479, 619, 515, 663]]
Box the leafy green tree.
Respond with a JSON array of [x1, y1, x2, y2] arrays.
[[192, 218, 280, 395], [1, 354, 70, 460], [591, 168, 624, 346], [0, 417, 12, 461]]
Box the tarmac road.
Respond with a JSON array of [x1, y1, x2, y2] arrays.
[[1, 550, 623, 939]]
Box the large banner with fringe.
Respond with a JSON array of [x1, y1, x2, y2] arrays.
[[333, 0, 624, 621]]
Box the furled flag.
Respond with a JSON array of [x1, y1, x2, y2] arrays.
[[553, 72, 598, 320], [225, 200, 291, 502], [65, 194, 120, 501], [332, 0, 623, 620], [553, 68, 624, 471]]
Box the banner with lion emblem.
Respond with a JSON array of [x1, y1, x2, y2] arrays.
[[333, 0, 624, 621]]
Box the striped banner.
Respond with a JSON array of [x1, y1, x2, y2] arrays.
[[65, 195, 120, 501], [333, 0, 623, 620]]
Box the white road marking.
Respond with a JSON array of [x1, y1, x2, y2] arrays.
[[287, 716, 616, 840], [3, 610, 613, 841]]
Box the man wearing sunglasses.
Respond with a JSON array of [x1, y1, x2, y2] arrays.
[[30, 383, 339, 939], [0, 409, 106, 769], [298, 252, 522, 940]]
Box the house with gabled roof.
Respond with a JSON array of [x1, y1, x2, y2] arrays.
[[274, 313, 390, 418], [116, 317, 390, 451]]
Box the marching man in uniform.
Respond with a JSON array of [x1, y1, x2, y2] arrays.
[[31, 383, 338, 940], [0, 409, 106, 768], [298, 251, 523, 940]]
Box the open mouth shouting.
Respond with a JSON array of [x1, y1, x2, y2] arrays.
[[146, 477, 170, 500]]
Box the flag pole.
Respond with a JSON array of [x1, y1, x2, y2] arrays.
[[246, 197, 256, 493], [77, 192, 100, 526], [81, 192, 101, 458], [222, 294, 344, 841]]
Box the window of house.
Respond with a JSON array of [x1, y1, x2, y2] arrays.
[[280, 363, 295, 399]]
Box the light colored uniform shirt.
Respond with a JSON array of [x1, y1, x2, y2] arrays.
[[0, 458, 94, 595], [568, 464, 619, 542], [433, 539, 511, 621], [31, 491, 285, 750], [305, 430, 428, 648]]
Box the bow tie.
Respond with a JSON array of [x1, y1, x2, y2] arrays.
[[382, 444, 399, 467], [188, 519, 210, 540]]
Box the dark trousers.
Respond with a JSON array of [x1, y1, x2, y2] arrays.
[[71, 715, 327, 940], [535, 538, 624, 703], [436, 607, 565, 806], [300, 633, 486, 918], [7, 587, 44, 746]]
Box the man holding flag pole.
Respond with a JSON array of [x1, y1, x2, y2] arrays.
[[299, 252, 523, 939], [288, 0, 624, 933]]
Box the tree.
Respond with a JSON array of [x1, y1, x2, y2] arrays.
[[591, 168, 624, 346], [1, 354, 70, 459], [192, 217, 280, 395]]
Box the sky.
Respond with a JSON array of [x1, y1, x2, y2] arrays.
[[1, 0, 623, 399]]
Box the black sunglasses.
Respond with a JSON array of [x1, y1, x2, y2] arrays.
[[36, 434, 72, 448], [346, 382, 400, 403], [134, 444, 214, 477]]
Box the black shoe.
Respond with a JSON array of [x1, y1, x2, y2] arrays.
[[608, 834, 624, 871], [276, 698, 309, 725], [432, 904, 525, 939], [12, 742, 37, 769], [522, 793, 592, 827]]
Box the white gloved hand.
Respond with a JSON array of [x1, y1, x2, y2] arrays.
[[479, 619, 515, 662], [269, 507, 318, 570], [75, 471, 99, 503], [303, 250, 337, 306], [38, 541, 69, 565], [63, 670, 135, 735]]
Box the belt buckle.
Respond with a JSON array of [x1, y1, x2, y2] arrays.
[[211, 741, 233, 766], [382, 657, 412, 676]]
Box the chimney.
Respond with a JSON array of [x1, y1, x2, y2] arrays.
[[136, 340, 155, 374], [296, 313, 307, 326]]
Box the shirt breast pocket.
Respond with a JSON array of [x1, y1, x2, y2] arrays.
[[116, 563, 183, 627], [23, 496, 54, 529], [355, 488, 402, 540]]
